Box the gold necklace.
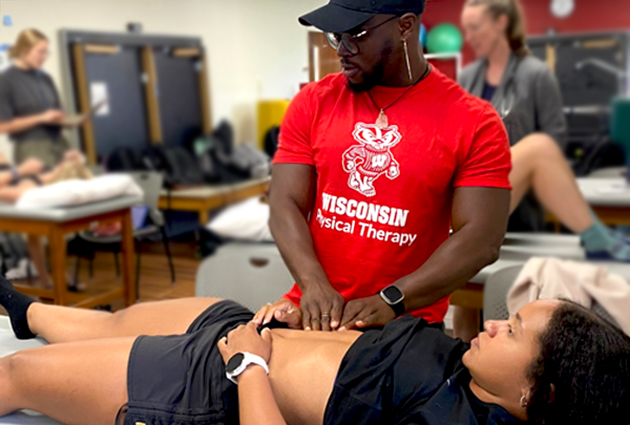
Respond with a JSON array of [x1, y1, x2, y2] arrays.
[[367, 64, 431, 128]]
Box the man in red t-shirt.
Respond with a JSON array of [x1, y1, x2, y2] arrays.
[[254, 0, 511, 332]]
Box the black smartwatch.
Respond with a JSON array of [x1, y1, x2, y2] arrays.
[[379, 285, 406, 317]]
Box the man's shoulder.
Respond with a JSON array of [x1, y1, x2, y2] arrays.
[[297, 73, 347, 104], [429, 69, 492, 123]]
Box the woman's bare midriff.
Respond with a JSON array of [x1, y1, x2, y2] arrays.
[[267, 328, 363, 425]]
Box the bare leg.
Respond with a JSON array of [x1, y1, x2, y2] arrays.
[[26, 236, 52, 288], [0, 338, 133, 425], [28, 297, 224, 344], [510, 133, 593, 233], [452, 307, 479, 343]]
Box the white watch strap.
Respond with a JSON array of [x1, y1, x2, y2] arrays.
[[226, 352, 269, 385]]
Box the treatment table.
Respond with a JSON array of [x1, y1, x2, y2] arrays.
[[450, 232, 630, 311], [0, 196, 141, 307], [158, 178, 270, 225], [548, 174, 630, 229]]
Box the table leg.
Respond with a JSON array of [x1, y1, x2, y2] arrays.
[[49, 226, 68, 306], [120, 209, 136, 306], [199, 209, 209, 225]]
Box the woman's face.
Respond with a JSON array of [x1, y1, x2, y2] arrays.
[[463, 299, 560, 402], [461, 5, 507, 59], [23, 40, 49, 70]]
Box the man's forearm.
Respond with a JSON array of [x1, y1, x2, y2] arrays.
[[269, 201, 329, 290], [396, 227, 501, 312]]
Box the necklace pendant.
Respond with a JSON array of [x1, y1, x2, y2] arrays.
[[376, 110, 389, 128]]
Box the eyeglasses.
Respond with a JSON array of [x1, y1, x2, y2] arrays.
[[324, 15, 399, 55]]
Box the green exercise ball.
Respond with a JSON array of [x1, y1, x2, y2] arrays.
[[426, 24, 463, 54]]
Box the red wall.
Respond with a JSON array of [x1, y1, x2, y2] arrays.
[[423, 0, 630, 64]]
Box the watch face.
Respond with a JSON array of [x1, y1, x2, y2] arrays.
[[382, 286, 404, 304], [226, 352, 244, 373]]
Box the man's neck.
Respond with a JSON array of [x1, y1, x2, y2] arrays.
[[380, 43, 428, 88]]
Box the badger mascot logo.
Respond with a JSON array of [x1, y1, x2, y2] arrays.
[[342, 123, 402, 197]]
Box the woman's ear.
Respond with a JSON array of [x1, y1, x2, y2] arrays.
[[497, 13, 509, 33]]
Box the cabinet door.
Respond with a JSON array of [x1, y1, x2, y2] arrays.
[[555, 36, 625, 107], [308, 32, 341, 82]]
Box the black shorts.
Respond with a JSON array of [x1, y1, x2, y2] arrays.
[[120, 300, 283, 425]]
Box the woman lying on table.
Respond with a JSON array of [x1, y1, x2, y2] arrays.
[[0, 150, 91, 203], [0, 151, 91, 290], [0, 276, 626, 425]]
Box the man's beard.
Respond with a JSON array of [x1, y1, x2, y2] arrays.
[[346, 63, 385, 93], [345, 42, 393, 92]]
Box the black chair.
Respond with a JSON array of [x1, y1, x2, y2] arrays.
[[75, 172, 175, 298]]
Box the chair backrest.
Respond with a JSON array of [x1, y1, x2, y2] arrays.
[[125, 171, 164, 225], [195, 242, 294, 312], [483, 265, 522, 321], [483, 264, 621, 328], [126, 171, 162, 208]]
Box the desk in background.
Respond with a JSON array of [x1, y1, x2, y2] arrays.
[[0, 196, 140, 307], [548, 172, 630, 229], [158, 178, 270, 225]]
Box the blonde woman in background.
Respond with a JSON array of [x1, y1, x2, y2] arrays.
[[456, 0, 630, 341], [0, 29, 72, 167]]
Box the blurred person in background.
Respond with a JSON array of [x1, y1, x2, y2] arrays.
[[455, 0, 630, 341], [0, 29, 85, 291], [0, 29, 71, 168]]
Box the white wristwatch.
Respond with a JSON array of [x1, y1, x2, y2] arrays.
[[225, 352, 269, 385]]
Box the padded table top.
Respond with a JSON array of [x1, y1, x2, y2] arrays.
[[577, 177, 630, 207], [471, 232, 630, 284], [160, 177, 270, 199], [0, 196, 141, 223]]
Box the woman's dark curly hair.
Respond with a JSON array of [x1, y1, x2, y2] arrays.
[[526, 300, 630, 424]]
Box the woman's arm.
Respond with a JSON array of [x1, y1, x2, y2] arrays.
[[534, 68, 568, 149], [0, 110, 64, 135], [237, 366, 287, 425], [217, 322, 287, 425]]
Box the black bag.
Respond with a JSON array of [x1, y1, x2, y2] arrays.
[[105, 147, 147, 172], [147, 145, 205, 188], [571, 138, 625, 177], [263, 126, 280, 159], [194, 120, 270, 184]]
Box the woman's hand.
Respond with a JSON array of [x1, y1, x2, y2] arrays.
[[218, 322, 272, 364], [39, 109, 65, 124], [253, 299, 302, 329], [17, 158, 44, 175]]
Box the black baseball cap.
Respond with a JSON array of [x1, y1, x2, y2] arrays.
[[299, 0, 426, 34]]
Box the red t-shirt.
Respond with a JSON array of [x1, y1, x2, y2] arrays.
[[273, 69, 511, 323]]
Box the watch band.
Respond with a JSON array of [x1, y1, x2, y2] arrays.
[[225, 352, 269, 385], [387, 298, 405, 317]]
